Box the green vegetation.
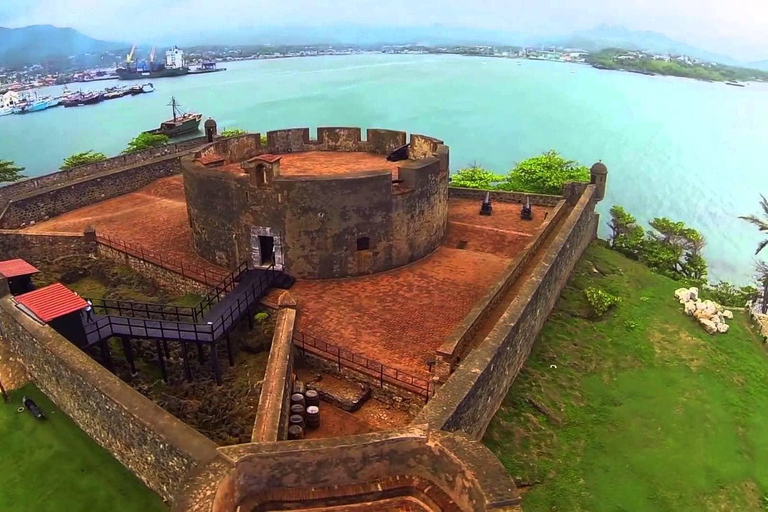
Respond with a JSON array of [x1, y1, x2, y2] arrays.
[[221, 128, 247, 138], [61, 150, 108, 170], [588, 48, 768, 82], [703, 281, 758, 308], [122, 132, 169, 154], [261, 134, 268, 146], [485, 242, 768, 511], [739, 195, 768, 256], [608, 205, 707, 284], [0, 159, 25, 183], [0, 383, 165, 512], [452, 151, 589, 195], [584, 286, 621, 317]]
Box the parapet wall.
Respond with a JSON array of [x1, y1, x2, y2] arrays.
[[172, 427, 519, 511], [0, 154, 183, 229], [448, 186, 563, 207], [0, 289, 219, 501], [0, 137, 206, 209], [0, 229, 95, 264], [415, 185, 599, 439]]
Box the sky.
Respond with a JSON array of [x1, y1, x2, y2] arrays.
[[1, 0, 768, 62]]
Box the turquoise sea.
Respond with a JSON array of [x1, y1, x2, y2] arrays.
[[0, 54, 765, 284]]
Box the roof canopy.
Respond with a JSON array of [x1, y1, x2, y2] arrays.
[[0, 259, 39, 279], [16, 283, 87, 323]]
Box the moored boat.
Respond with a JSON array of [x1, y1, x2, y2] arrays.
[[144, 96, 202, 138], [63, 91, 104, 107]]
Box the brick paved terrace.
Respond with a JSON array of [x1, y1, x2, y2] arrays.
[[25, 176, 553, 378]]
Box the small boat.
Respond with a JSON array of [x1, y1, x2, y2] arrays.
[[16, 96, 59, 114], [725, 81, 745, 87], [144, 96, 202, 138], [0, 106, 14, 116], [127, 82, 155, 95], [62, 91, 104, 107]]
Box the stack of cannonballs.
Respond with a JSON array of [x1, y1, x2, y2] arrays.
[[287, 388, 321, 440], [674, 287, 733, 334]]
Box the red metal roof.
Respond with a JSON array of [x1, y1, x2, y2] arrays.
[[0, 259, 39, 278], [252, 154, 281, 164], [16, 283, 87, 323]]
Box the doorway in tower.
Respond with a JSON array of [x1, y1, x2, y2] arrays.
[[250, 226, 284, 270]]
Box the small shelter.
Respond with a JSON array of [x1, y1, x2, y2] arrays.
[[15, 283, 88, 346], [0, 259, 39, 295]]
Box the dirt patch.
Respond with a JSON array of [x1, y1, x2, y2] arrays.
[[302, 401, 373, 440], [702, 480, 762, 511], [648, 327, 707, 370]]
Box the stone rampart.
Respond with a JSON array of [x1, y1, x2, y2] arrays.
[[414, 185, 599, 439], [434, 199, 568, 379], [0, 287, 219, 500], [251, 298, 296, 443], [0, 155, 182, 229], [0, 229, 95, 264], [448, 186, 563, 206], [0, 137, 206, 209]]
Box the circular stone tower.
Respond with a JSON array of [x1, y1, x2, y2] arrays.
[[181, 127, 450, 279]]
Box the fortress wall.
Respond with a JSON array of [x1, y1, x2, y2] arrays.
[[0, 137, 205, 208], [448, 186, 563, 206], [434, 199, 568, 379], [390, 155, 449, 268], [409, 134, 444, 160], [316, 127, 363, 151], [197, 134, 263, 162], [0, 229, 95, 264], [414, 186, 599, 440], [183, 161, 251, 269], [0, 155, 182, 229], [366, 129, 407, 154], [280, 171, 395, 278], [0, 288, 219, 501], [193, 427, 518, 512], [251, 305, 296, 443], [267, 128, 312, 153]]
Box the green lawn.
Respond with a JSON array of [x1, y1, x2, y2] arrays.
[[484, 242, 768, 511], [0, 383, 167, 512]]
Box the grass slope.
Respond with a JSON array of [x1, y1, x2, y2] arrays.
[[0, 383, 166, 512], [484, 242, 768, 511]]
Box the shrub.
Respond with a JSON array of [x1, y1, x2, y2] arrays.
[[704, 281, 758, 308], [0, 160, 25, 183], [584, 287, 622, 317], [624, 319, 638, 331], [61, 150, 107, 170], [450, 164, 504, 189], [254, 312, 269, 323], [221, 128, 247, 138], [122, 132, 169, 154], [496, 150, 590, 195]]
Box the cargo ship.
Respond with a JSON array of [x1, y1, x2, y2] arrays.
[[116, 45, 189, 80]]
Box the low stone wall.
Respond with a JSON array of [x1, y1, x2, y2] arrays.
[[434, 199, 568, 379], [172, 426, 519, 511], [448, 186, 563, 206], [97, 243, 208, 295], [0, 155, 183, 229], [0, 137, 206, 209], [414, 185, 599, 440], [0, 229, 95, 264], [251, 297, 296, 443], [0, 286, 219, 501]]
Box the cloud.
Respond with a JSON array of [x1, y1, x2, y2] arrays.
[[1, 0, 767, 61]]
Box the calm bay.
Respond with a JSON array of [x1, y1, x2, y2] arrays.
[[0, 53, 765, 283]]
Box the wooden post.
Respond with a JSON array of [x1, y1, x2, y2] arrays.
[[225, 333, 234, 367], [122, 337, 136, 377], [211, 342, 222, 386], [197, 343, 205, 363], [156, 339, 168, 382], [100, 339, 115, 374], [181, 342, 192, 382], [163, 340, 171, 359]]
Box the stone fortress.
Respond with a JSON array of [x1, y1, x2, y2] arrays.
[[0, 123, 607, 511]]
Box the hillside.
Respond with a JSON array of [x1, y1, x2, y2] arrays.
[[0, 25, 125, 67], [485, 242, 768, 510]]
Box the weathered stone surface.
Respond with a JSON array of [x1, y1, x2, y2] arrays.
[[699, 318, 718, 334], [723, 310, 734, 319], [308, 374, 371, 412], [684, 301, 697, 316], [414, 186, 599, 439], [717, 322, 730, 333], [0, 230, 95, 264]]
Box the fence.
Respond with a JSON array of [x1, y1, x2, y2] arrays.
[[90, 298, 197, 323], [292, 330, 434, 402], [96, 233, 228, 288]]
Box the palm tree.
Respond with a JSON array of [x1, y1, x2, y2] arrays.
[[740, 195, 768, 255], [741, 195, 768, 313]]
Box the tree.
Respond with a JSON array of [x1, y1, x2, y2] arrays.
[[0, 160, 25, 183], [739, 195, 768, 255], [644, 217, 707, 283], [450, 165, 504, 189], [122, 133, 169, 154], [61, 150, 107, 170], [608, 206, 644, 259], [496, 150, 590, 195], [221, 128, 247, 138]]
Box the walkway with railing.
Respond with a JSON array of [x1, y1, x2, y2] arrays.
[[82, 263, 278, 384], [292, 330, 434, 402]]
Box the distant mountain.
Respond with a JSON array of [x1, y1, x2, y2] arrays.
[[0, 25, 125, 67], [747, 60, 768, 71], [549, 25, 740, 66]]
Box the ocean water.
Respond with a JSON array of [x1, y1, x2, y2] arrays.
[[0, 54, 765, 284]]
